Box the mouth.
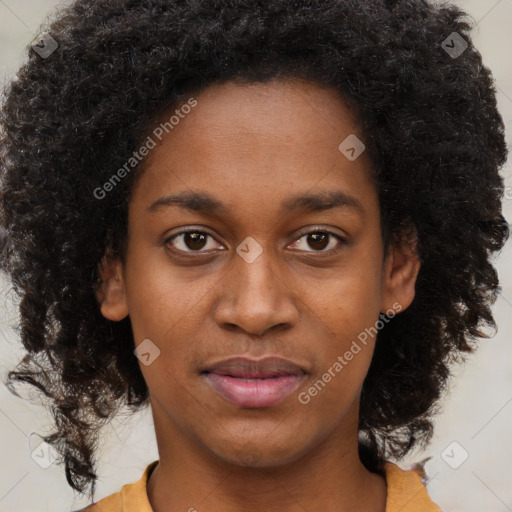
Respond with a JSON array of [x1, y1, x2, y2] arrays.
[[200, 356, 307, 408]]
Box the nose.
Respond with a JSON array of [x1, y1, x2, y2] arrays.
[[213, 245, 299, 337]]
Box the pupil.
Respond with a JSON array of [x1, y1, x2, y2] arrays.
[[185, 232, 206, 250], [308, 232, 328, 250]]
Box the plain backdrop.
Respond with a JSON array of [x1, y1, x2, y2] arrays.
[[1, 1, 511, 511]]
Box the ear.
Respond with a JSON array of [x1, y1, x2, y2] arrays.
[[380, 227, 421, 313], [95, 254, 129, 321]]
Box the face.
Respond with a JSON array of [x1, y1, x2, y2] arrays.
[[98, 78, 419, 468]]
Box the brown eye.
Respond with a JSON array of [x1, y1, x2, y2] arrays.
[[166, 230, 223, 253], [183, 232, 207, 250], [290, 230, 346, 253], [306, 232, 330, 251]]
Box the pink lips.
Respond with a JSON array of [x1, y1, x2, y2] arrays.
[[201, 356, 307, 408]]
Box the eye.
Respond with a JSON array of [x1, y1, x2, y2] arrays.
[[164, 227, 346, 256], [165, 229, 224, 253], [289, 229, 346, 253]]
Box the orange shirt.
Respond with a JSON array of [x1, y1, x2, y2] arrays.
[[77, 460, 441, 512]]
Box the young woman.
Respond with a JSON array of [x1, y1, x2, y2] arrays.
[[1, 0, 508, 510]]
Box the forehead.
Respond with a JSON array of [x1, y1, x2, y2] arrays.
[[160, 78, 361, 146], [129, 78, 376, 223]]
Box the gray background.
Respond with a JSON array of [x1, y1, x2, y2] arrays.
[[1, 1, 511, 511]]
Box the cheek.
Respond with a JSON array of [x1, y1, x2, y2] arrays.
[[300, 247, 383, 396], [310, 254, 384, 342], [123, 246, 204, 341], [122, 250, 216, 387], [297, 289, 378, 425]]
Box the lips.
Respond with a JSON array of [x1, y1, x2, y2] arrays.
[[201, 356, 307, 408], [201, 356, 306, 379]]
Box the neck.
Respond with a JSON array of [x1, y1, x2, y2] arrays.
[[146, 402, 387, 512]]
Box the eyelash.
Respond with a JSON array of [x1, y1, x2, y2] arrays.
[[164, 227, 347, 257]]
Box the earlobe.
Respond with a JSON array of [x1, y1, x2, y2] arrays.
[[95, 255, 129, 321], [380, 229, 421, 314]]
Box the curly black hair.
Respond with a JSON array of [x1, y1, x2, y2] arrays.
[[0, 0, 508, 500]]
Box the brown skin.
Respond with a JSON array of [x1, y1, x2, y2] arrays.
[[98, 78, 420, 512]]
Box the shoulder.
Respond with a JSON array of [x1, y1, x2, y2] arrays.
[[383, 462, 441, 512], [72, 460, 159, 512], [72, 492, 122, 512]]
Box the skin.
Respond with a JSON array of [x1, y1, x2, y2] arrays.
[[98, 78, 420, 512]]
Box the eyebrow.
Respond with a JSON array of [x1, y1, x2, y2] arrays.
[[147, 189, 364, 216]]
